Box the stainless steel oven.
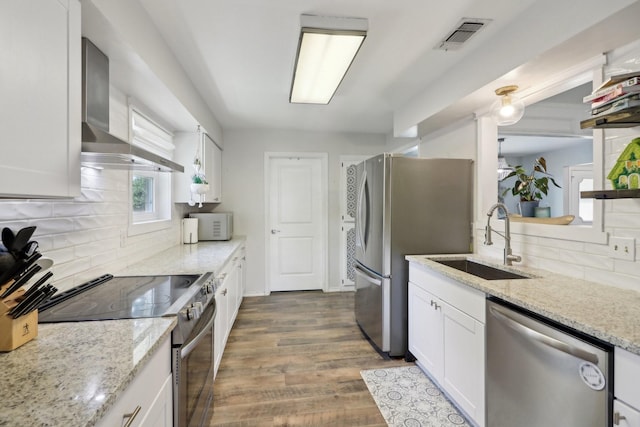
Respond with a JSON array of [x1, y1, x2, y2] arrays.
[[173, 298, 216, 427], [38, 272, 218, 427]]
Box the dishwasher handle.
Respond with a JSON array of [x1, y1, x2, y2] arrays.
[[489, 305, 599, 365]]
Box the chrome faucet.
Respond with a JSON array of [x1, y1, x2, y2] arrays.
[[484, 203, 521, 266]]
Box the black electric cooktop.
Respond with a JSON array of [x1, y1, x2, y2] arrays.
[[38, 274, 201, 323]]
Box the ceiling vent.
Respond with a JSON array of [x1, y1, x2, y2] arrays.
[[435, 18, 491, 51]]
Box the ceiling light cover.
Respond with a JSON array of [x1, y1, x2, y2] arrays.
[[491, 85, 525, 126], [290, 15, 367, 104]]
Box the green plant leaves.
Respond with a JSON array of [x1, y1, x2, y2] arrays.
[[501, 156, 560, 201]]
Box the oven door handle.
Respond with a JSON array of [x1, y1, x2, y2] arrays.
[[181, 305, 217, 358]]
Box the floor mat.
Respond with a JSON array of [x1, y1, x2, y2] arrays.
[[360, 365, 472, 427]]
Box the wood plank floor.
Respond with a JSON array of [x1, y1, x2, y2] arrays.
[[209, 291, 410, 426]]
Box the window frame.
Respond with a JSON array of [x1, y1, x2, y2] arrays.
[[127, 105, 175, 236]]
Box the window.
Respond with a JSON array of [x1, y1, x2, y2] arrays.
[[564, 164, 593, 225], [129, 107, 174, 234], [132, 172, 158, 224]]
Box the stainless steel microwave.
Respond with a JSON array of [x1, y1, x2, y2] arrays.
[[189, 213, 233, 241]]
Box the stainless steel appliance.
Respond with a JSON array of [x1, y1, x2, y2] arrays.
[[486, 298, 612, 427], [355, 154, 473, 357], [81, 37, 183, 172], [38, 273, 217, 427], [189, 213, 233, 241]]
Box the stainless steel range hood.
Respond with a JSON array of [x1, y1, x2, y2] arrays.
[[81, 38, 183, 173]]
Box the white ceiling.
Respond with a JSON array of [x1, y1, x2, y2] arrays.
[[113, 0, 640, 136]]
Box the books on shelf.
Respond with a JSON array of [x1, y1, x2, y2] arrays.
[[583, 73, 640, 120], [591, 93, 640, 116], [583, 76, 640, 104]]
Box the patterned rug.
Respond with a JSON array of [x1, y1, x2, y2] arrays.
[[361, 365, 472, 427]]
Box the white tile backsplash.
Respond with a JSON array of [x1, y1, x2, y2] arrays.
[[0, 168, 183, 293]]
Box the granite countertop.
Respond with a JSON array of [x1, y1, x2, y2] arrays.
[[0, 239, 244, 426], [406, 254, 640, 355], [0, 317, 176, 427], [116, 237, 245, 276]]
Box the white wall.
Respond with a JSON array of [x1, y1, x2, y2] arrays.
[[419, 120, 477, 159], [0, 169, 184, 293], [215, 129, 387, 296]]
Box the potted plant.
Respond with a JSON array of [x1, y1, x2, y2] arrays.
[[190, 173, 209, 194], [501, 157, 560, 217]]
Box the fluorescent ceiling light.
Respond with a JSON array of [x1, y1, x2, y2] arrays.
[[290, 15, 367, 104]]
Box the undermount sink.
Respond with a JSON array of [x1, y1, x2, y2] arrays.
[[433, 259, 529, 280]]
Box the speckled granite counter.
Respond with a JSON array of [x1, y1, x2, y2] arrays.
[[407, 254, 640, 355], [0, 317, 176, 427], [116, 237, 245, 276]]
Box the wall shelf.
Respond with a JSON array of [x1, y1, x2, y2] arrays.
[[581, 189, 640, 199], [580, 106, 640, 129]]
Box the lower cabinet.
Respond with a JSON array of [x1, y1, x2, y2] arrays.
[[614, 347, 640, 426], [213, 245, 245, 378], [97, 338, 172, 427], [408, 263, 485, 427]]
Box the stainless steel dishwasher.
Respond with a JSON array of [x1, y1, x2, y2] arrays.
[[486, 298, 612, 427]]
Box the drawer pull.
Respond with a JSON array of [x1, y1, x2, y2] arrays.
[[613, 411, 626, 425], [123, 405, 142, 427]]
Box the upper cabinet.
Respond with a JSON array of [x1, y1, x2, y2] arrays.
[[173, 131, 222, 205], [204, 133, 222, 203], [0, 0, 81, 198]]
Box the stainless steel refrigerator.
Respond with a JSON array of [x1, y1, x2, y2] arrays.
[[355, 154, 473, 357]]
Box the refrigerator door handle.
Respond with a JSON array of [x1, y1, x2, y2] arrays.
[[489, 305, 599, 364], [356, 170, 369, 251], [355, 265, 382, 287]]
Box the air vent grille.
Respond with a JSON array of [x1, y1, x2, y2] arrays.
[[436, 18, 491, 51]]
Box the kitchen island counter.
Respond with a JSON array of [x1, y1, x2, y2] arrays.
[[116, 237, 245, 276], [407, 254, 640, 356], [0, 316, 176, 427]]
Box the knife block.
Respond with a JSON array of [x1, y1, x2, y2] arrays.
[[0, 284, 38, 352]]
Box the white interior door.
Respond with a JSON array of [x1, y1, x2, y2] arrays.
[[267, 154, 327, 292]]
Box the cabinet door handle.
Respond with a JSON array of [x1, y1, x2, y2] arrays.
[[123, 405, 142, 427], [430, 300, 441, 310], [613, 411, 626, 425]]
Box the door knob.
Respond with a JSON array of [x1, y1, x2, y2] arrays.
[[271, 229, 281, 234]]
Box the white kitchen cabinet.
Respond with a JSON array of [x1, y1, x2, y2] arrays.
[[0, 0, 81, 198], [238, 246, 246, 303], [614, 400, 640, 427], [214, 283, 229, 377], [614, 347, 640, 426], [173, 130, 222, 204], [206, 134, 223, 202], [213, 245, 245, 377], [96, 338, 172, 427], [408, 283, 443, 376], [408, 262, 485, 427]]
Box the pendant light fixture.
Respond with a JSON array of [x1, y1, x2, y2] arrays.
[[491, 85, 525, 126], [497, 137, 513, 181]]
